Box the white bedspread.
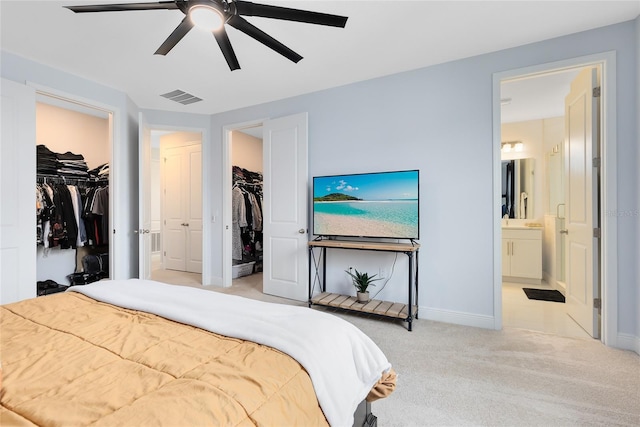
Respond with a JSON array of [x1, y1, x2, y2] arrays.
[[69, 279, 391, 427]]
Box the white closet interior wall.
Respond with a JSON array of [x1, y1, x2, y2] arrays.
[[232, 130, 263, 173]]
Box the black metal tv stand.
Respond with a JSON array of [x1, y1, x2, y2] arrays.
[[308, 239, 420, 331]]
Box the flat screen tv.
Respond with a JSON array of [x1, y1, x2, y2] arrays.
[[313, 170, 419, 240]]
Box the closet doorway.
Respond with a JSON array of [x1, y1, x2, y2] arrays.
[[230, 127, 264, 283], [35, 94, 113, 290], [148, 130, 203, 286], [222, 113, 310, 301]]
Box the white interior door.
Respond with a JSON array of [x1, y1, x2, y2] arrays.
[[186, 145, 202, 273], [564, 67, 599, 338], [163, 146, 187, 271], [138, 113, 152, 279], [162, 143, 202, 273], [262, 113, 308, 301], [1, 79, 36, 303]]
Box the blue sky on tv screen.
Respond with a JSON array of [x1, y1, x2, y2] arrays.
[[314, 170, 418, 201]]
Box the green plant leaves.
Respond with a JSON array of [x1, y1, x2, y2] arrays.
[[344, 268, 381, 292]]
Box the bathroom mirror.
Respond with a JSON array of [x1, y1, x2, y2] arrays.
[[501, 158, 534, 219]]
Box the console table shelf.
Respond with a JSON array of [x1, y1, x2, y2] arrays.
[[311, 292, 417, 320], [308, 240, 420, 331]]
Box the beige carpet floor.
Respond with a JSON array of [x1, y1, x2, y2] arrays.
[[152, 270, 640, 426]]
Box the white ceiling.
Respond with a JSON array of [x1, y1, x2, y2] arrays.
[[500, 68, 582, 123], [2, 1, 638, 118]]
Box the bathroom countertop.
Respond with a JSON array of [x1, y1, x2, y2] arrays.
[[501, 221, 543, 230]]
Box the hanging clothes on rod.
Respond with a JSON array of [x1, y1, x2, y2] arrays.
[[36, 180, 77, 249], [36, 144, 109, 250], [232, 166, 263, 263], [83, 183, 109, 246], [36, 173, 109, 249]]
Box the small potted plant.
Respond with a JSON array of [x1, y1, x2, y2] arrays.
[[345, 268, 381, 303]]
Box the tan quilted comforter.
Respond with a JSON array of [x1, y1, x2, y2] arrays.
[[1, 292, 328, 426]]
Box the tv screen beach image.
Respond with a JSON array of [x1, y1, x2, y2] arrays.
[[313, 170, 419, 239]]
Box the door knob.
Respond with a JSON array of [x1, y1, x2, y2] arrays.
[[298, 229, 306, 234], [559, 229, 568, 234]]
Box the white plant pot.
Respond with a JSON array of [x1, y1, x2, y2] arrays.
[[356, 291, 370, 303]]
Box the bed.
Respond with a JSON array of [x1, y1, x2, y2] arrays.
[[0, 279, 395, 426]]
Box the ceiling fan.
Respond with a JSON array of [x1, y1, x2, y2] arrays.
[[65, 0, 348, 71]]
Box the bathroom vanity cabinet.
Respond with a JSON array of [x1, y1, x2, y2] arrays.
[[502, 227, 542, 283]]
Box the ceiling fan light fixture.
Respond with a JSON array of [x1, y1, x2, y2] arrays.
[[189, 5, 224, 31], [65, 0, 349, 71]]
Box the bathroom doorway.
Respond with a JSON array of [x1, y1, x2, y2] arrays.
[[494, 52, 618, 344]]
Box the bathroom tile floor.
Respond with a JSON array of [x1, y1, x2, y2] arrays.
[[502, 281, 592, 339]]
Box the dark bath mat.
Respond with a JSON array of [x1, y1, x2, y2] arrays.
[[522, 288, 565, 303]]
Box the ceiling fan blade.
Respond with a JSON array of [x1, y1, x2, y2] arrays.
[[227, 16, 302, 63], [154, 16, 193, 56], [213, 28, 241, 71], [235, 1, 347, 27], [65, 1, 179, 13]]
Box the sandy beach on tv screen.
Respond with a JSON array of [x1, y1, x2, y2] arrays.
[[315, 213, 415, 238]]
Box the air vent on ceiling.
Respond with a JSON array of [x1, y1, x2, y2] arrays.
[[160, 89, 203, 105]]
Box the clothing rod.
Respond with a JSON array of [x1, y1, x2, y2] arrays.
[[233, 181, 262, 186], [37, 174, 108, 185]]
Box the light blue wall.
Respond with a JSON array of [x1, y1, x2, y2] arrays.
[[635, 15, 640, 352], [1, 18, 637, 347], [207, 20, 639, 339]]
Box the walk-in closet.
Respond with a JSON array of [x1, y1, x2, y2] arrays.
[[35, 99, 111, 295], [231, 129, 263, 279]]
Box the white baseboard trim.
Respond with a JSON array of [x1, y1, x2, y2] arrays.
[[615, 333, 640, 355], [502, 275, 542, 286], [419, 306, 495, 330], [205, 276, 227, 288]]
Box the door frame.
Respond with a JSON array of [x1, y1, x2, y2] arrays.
[[492, 51, 618, 346], [222, 118, 266, 287], [139, 113, 152, 279]]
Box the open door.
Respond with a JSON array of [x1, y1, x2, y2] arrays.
[[564, 67, 600, 338], [262, 113, 309, 301], [138, 112, 152, 279], [0, 79, 36, 303]]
